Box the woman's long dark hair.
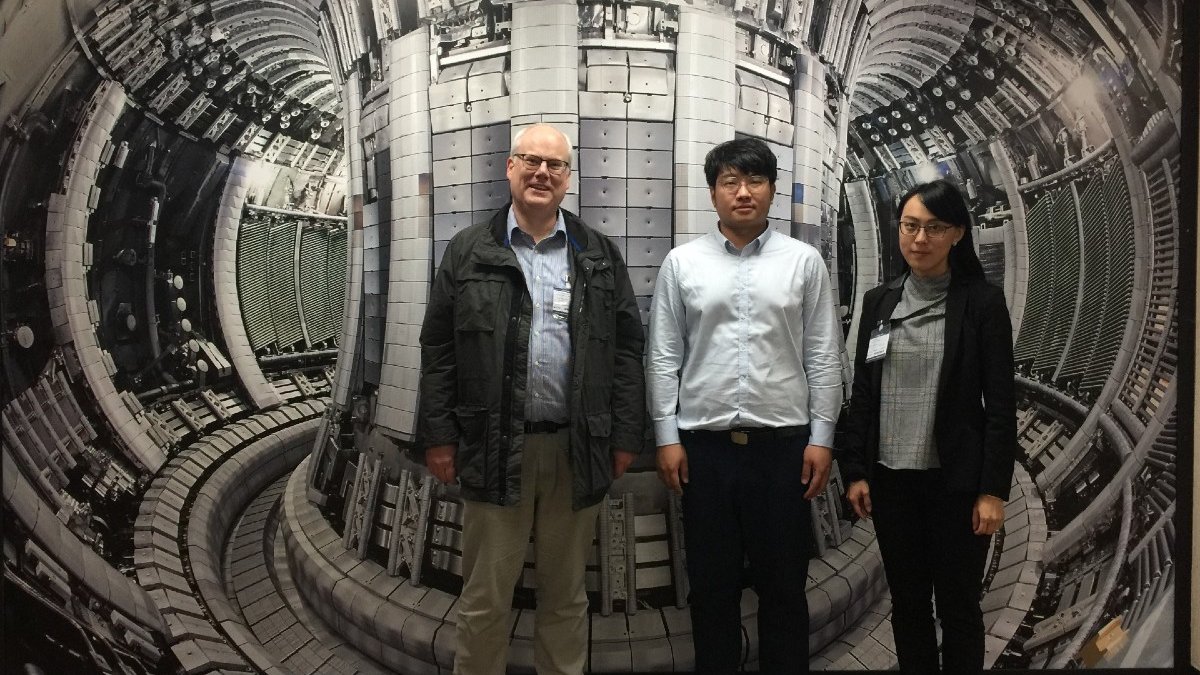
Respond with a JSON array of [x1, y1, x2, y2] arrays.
[[896, 179, 986, 280]]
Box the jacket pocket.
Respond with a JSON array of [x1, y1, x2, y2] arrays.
[[586, 411, 612, 437], [455, 405, 490, 489], [586, 411, 613, 487]]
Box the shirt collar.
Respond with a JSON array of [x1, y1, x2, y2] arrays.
[[717, 223, 773, 256], [508, 207, 566, 247]]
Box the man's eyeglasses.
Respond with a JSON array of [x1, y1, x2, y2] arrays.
[[898, 221, 956, 239], [513, 153, 570, 175], [716, 175, 771, 192]]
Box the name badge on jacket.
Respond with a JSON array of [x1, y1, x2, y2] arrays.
[[865, 321, 890, 363]]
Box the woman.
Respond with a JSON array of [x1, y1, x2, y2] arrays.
[[839, 179, 1016, 674]]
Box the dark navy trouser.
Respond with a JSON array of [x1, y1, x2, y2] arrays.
[[680, 428, 813, 674], [871, 463, 991, 674]]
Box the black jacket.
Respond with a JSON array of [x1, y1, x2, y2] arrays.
[[838, 273, 1017, 499], [417, 206, 646, 510]]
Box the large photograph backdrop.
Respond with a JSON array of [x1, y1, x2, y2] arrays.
[[0, 0, 1188, 672]]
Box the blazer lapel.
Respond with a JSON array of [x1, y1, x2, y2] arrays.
[[869, 279, 905, 392]]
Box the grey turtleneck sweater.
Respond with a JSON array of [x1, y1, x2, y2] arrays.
[[878, 271, 950, 470]]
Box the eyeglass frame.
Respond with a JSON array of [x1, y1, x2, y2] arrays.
[[715, 174, 772, 193], [512, 153, 571, 175], [898, 220, 960, 239]]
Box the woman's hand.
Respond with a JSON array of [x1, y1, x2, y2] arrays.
[[846, 479, 872, 519], [973, 494, 1005, 535]]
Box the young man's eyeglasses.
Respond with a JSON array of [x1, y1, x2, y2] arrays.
[[513, 153, 570, 175], [898, 220, 956, 239], [716, 175, 770, 192]]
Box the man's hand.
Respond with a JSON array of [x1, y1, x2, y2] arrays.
[[846, 480, 871, 519], [612, 449, 636, 479], [656, 443, 688, 495], [973, 494, 1005, 535], [425, 444, 457, 484], [801, 444, 833, 499]]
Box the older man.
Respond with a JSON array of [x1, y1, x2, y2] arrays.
[[418, 124, 645, 674]]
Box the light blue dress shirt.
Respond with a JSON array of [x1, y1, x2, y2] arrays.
[[507, 207, 571, 423], [646, 227, 844, 448]]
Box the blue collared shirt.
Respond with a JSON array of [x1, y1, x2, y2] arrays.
[[508, 207, 571, 423], [646, 227, 844, 447]]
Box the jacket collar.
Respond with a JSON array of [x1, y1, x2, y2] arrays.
[[477, 203, 603, 266]]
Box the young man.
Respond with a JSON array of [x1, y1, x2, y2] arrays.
[[647, 137, 843, 673], [418, 124, 645, 674]]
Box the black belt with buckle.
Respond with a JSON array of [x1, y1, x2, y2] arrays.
[[682, 425, 809, 446], [524, 420, 569, 434]]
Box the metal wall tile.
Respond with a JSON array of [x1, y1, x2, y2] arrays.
[[627, 94, 673, 121], [469, 72, 508, 102], [429, 79, 467, 108], [627, 51, 669, 68], [470, 97, 510, 127], [471, 151, 509, 181], [766, 117, 794, 145], [626, 179, 671, 208], [736, 109, 769, 138], [432, 157, 470, 186], [627, 266, 659, 296], [627, 207, 672, 237], [627, 122, 672, 151], [739, 85, 769, 115], [579, 119, 627, 148], [433, 184, 472, 213], [767, 92, 791, 121], [471, 180, 509, 211], [469, 57, 506, 75], [433, 130, 472, 160], [430, 104, 471, 133], [587, 65, 628, 93], [579, 177, 628, 207], [579, 148, 628, 177], [586, 49, 626, 66], [578, 207, 626, 237], [434, 212, 474, 241], [628, 67, 668, 95], [626, 150, 672, 180], [472, 125, 509, 154], [625, 237, 672, 267], [579, 91, 627, 118]]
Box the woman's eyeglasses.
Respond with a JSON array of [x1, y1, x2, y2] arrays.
[[898, 221, 955, 239]]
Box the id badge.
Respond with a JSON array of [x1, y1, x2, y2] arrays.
[[551, 287, 571, 320], [865, 321, 890, 363]]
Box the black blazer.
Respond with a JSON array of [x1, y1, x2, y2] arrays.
[[838, 273, 1017, 500]]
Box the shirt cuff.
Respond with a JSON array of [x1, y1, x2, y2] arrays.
[[809, 420, 836, 449], [653, 416, 681, 446]]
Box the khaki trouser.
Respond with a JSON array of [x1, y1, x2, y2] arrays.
[[455, 428, 601, 675]]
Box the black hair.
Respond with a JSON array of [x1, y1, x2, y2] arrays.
[[703, 137, 779, 188], [896, 179, 986, 280]]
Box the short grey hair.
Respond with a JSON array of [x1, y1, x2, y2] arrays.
[[511, 124, 574, 164]]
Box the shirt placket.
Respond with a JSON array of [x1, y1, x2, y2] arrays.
[[735, 252, 749, 425], [531, 243, 547, 420]]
